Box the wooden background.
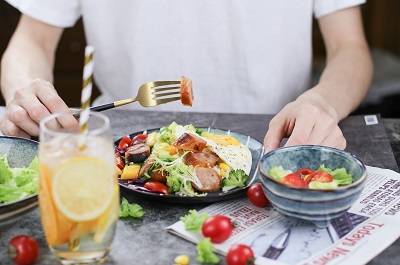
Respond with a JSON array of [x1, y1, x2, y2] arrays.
[[1, 0, 400, 109]]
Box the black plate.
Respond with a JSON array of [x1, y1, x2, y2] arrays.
[[115, 127, 264, 204]]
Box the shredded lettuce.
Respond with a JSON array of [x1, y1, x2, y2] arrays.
[[196, 238, 220, 264], [180, 210, 211, 232], [153, 153, 204, 196], [0, 155, 39, 204], [119, 197, 144, 218]]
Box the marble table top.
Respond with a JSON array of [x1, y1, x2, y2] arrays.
[[0, 109, 399, 265]]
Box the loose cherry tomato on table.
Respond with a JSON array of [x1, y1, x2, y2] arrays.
[[226, 244, 255, 265], [144, 181, 169, 195], [118, 135, 132, 150], [202, 215, 233, 243], [7, 235, 39, 265], [304, 171, 333, 186], [247, 183, 269, 207], [281, 173, 307, 188]]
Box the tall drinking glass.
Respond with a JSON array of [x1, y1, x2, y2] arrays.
[[38, 111, 119, 264]]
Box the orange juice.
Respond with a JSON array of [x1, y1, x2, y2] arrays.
[[39, 111, 119, 264]]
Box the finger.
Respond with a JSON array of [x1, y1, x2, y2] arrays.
[[16, 94, 60, 131], [12, 82, 57, 127], [0, 115, 31, 138], [8, 105, 42, 136], [263, 116, 288, 153], [305, 120, 332, 145], [320, 127, 347, 150], [36, 86, 78, 128], [284, 114, 315, 147]]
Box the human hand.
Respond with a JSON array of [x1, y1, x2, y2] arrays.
[[263, 96, 346, 153], [0, 79, 77, 138]]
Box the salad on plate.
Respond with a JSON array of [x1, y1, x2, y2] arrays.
[[114, 122, 253, 196]]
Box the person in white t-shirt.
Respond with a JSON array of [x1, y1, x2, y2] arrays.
[[0, 0, 373, 152]]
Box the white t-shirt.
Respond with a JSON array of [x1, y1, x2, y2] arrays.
[[6, 0, 365, 114]]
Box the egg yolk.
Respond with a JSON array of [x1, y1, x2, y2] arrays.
[[204, 135, 240, 146]]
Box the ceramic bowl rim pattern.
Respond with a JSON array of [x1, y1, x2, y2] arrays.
[[258, 145, 367, 191]]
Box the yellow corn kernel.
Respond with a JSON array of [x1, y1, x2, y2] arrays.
[[219, 163, 230, 171], [120, 164, 141, 179], [220, 168, 227, 177], [174, 255, 189, 265], [116, 166, 123, 176], [146, 132, 157, 147]]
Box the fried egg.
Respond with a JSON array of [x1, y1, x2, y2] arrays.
[[201, 134, 252, 175]]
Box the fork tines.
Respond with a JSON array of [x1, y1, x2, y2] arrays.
[[152, 81, 181, 104]]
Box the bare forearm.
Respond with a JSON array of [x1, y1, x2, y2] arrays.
[[1, 39, 55, 104], [308, 42, 373, 121], [1, 15, 62, 105], [0, 15, 73, 137], [299, 43, 373, 122]]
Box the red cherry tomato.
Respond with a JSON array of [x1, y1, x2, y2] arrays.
[[131, 134, 148, 145], [295, 168, 313, 176], [7, 235, 39, 265], [304, 171, 333, 186], [247, 183, 269, 207], [226, 244, 255, 265], [202, 215, 233, 243], [115, 152, 125, 169], [144, 181, 169, 195], [118, 135, 131, 150], [281, 173, 307, 188]]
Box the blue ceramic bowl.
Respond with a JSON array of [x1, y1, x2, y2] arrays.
[[0, 136, 39, 227], [258, 145, 367, 228]]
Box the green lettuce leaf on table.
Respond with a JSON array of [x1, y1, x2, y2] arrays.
[[196, 238, 220, 264], [0, 155, 39, 204], [180, 209, 210, 232], [119, 197, 144, 218]]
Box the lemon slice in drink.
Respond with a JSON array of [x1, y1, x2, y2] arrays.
[[52, 157, 114, 222]]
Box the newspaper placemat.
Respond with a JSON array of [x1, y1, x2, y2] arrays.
[[166, 166, 400, 265]]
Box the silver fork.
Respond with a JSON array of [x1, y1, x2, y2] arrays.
[[90, 81, 181, 112]]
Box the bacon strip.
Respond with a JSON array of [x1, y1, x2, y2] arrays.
[[192, 167, 221, 193], [172, 133, 206, 152], [185, 152, 219, 168]]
